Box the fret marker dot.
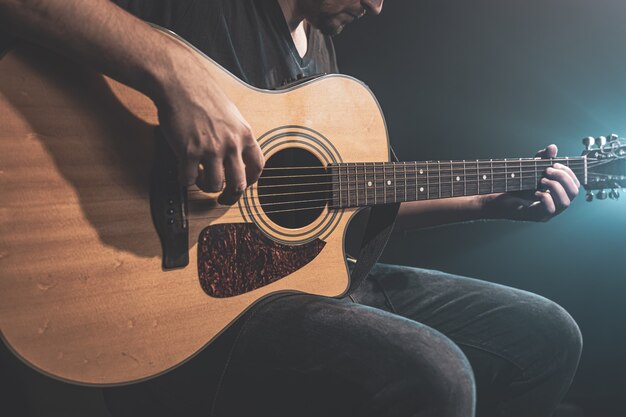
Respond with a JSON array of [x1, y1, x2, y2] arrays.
[[456, 176, 461, 182], [367, 181, 373, 187], [511, 173, 515, 178], [419, 169, 424, 174], [483, 175, 487, 180], [387, 180, 392, 186], [419, 187, 424, 192]]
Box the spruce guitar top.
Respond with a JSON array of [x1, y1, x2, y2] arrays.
[[1, 27, 624, 385]]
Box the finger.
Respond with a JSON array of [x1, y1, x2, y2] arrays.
[[180, 156, 201, 186], [534, 190, 556, 215], [218, 153, 247, 205], [552, 163, 581, 188], [197, 158, 225, 193], [540, 178, 571, 210], [545, 166, 580, 200], [242, 142, 265, 186]]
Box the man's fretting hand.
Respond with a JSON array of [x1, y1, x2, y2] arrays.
[[482, 144, 581, 222], [154, 49, 265, 205]]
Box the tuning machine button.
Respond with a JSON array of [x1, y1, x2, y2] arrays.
[[609, 189, 620, 200], [585, 190, 594, 202], [597, 189, 608, 200], [583, 137, 595, 150], [597, 136, 608, 147], [609, 133, 619, 142]]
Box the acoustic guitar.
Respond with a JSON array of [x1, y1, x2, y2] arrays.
[[1, 27, 624, 386]]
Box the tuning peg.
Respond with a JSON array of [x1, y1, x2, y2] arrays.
[[583, 136, 595, 150], [609, 133, 619, 142], [597, 189, 608, 200], [609, 189, 620, 200], [597, 136, 607, 147], [585, 190, 594, 202]]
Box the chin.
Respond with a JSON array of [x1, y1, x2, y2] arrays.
[[316, 18, 347, 36]]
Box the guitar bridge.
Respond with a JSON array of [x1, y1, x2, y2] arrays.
[[150, 129, 189, 269]]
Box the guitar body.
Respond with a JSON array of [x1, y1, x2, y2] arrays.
[[0, 30, 390, 385]]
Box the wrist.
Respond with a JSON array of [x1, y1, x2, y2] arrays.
[[478, 193, 505, 220]]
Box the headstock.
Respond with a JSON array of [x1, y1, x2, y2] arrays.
[[582, 134, 626, 201]]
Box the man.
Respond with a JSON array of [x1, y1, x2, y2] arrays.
[[0, 1, 582, 416]]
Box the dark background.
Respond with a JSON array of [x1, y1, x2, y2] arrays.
[[2, 0, 625, 416], [336, 0, 626, 415]]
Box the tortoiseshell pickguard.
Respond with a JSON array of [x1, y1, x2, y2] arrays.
[[198, 223, 326, 298]]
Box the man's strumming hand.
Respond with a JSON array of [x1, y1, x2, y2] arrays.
[[153, 45, 265, 205]]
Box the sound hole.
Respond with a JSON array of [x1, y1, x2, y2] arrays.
[[258, 148, 330, 229]]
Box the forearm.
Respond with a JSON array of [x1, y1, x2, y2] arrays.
[[0, 0, 178, 102], [395, 195, 492, 231]]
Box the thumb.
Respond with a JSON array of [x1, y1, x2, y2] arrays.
[[535, 144, 558, 159]]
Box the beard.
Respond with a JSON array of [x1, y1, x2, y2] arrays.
[[301, 0, 357, 36], [315, 15, 347, 36]]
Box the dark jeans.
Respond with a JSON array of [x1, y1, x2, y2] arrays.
[[105, 263, 582, 417]]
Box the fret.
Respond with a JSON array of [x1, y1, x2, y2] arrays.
[[403, 162, 407, 202], [504, 158, 508, 192], [338, 163, 343, 207], [426, 161, 431, 200], [382, 163, 387, 204], [391, 163, 396, 203], [534, 158, 538, 188], [373, 162, 378, 205], [340, 164, 350, 207], [364, 162, 369, 205], [518, 158, 523, 192], [450, 160, 454, 197], [437, 161, 441, 199], [476, 160, 480, 195], [354, 163, 358, 207], [413, 162, 419, 200], [463, 159, 467, 195], [489, 159, 493, 194]]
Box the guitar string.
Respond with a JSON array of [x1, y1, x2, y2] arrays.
[[188, 161, 591, 193], [188, 167, 591, 194], [258, 158, 587, 171], [187, 171, 612, 202], [189, 159, 601, 185], [257, 158, 588, 171], [185, 173, 615, 222]]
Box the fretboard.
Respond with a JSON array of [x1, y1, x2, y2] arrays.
[[329, 157, 587, 209]]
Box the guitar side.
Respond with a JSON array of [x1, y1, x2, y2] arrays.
[[0, 29, 390, 385]]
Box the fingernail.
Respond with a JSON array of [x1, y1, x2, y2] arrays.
[[546, 168, 554, 174]]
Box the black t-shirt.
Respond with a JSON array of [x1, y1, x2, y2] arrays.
[[113, 0, 339, 89]]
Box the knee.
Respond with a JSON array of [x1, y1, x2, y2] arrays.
[[525, 296, 583, 373], [385, 329, 476, 416]]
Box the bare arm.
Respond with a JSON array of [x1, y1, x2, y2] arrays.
[[0, 0, 264, 204]]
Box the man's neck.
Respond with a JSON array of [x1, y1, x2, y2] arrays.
[[277, 0, 305, 32], [277, 0, 309, 57]]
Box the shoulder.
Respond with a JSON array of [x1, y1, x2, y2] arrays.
[[111, 0, 230, 26]]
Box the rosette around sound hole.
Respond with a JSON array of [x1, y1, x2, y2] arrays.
[[257, 148, 332, 229]]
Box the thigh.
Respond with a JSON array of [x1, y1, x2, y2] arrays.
[[357, 264, 576, 370], [212, 293, 475, 417], [357, 263, 581, 416], [106, 292, 475, 417]]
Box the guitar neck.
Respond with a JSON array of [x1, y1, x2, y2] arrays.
[[329, 157, 587, 208]]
